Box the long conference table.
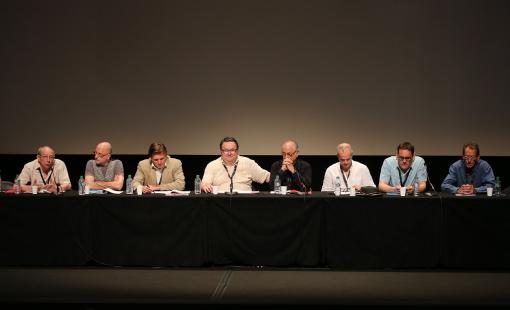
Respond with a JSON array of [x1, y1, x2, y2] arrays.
[[0, 191, 509, 269]]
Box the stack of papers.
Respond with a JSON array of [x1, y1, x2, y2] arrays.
[[455, 193, 476, 197], [103, 188, 123, 194], [153, 190, 191, 196], [216, 190, 259, 194]]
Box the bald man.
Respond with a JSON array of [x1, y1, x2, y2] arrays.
[[269, 140, 312, 191], [321, 143, 375, 191], [84, 142, 124, 190], [18, 145, 72, 193]]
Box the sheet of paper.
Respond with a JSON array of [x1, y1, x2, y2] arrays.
[[103, 188, 123, 194], [153, 190, 191, 196]]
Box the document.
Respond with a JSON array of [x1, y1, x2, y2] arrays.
[[103, 188, 123, 194], [153, 190, 191, 196]]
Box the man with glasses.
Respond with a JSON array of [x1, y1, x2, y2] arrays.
[[270, 140, 312, 192], [321, 143, 375, 191], [201, 136, 270, 193], [18, 145, 71, 193], [378, 141, 427, 194], [84, 141, 124, 191], [441, 142, 495, 194], [132, 142, 185, 193]]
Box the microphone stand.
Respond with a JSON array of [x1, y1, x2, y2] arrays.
[[424, 163, 437, 196]]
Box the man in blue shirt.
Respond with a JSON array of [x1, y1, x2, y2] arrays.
[[441, 142, 495, 194], [378, 141, 428, 194]]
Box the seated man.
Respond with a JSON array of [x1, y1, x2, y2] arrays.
[[85, 141, 124, 191], [321, 143, 375, 191], [18, 145, 72, 193], [269, 140, 312, 192], [132, 143, 185, 193], [201, 136, 270, 193], [378, 141, 427, 194], [441, 142, 495, 194]]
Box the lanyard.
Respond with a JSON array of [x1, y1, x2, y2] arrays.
[[38, 168, 54, 185], [398, 167, 412, 187], [339, 163, 350, 188], [222, 162, 238, 193]]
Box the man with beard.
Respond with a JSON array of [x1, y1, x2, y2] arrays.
[[85, 141, 124, 190]]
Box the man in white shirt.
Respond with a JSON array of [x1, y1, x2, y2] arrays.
[[18, 145, 72, 193], [321, 143, 375, 191], [201, 137, 270, 193]]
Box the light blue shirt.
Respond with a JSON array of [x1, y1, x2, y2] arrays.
[[379, 155, 428, 187]]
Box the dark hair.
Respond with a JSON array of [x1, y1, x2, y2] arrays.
[[463, 142, 480, 156], [397, 141, 414, 155], [148, 143, 167, 157], [219, 137, 239, 150]]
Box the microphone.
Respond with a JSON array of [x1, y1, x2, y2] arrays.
[[424, 162, 437, 194], [295, 169, 306, 193]]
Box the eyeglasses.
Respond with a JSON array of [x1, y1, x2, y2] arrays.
[[94, 152, 110, 158], [282, 151, 297, 157], [221, 149, 238, 154], [397, 156, 413, 162], [463, 155, 477, 162], [38, 155, 55, 160]]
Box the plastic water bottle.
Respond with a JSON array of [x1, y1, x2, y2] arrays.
[[413, 182, 419, 196], [274, 175, 281, 194], [495, 176, 501, 196], [334, 176, 341, 196], [126, 174, 133, 194], [194, 175, 201, 194], [14, 174, 20, 194], [78, 176, 84, 195]]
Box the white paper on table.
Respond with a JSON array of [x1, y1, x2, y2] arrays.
[[218, 189, 259, 194], [103, 188, 123, 194], [153, 190, 191, 196]]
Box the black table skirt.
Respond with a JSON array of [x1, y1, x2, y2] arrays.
[[0, 191, 508, 269]]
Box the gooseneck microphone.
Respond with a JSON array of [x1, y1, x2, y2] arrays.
[[295, 170, 306, 192], [424, 162, 437, 193]]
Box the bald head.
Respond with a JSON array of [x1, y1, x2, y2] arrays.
[[94, 141, 112, 166], [96, 142, 112, 154], [281, 140, 299, 162], [282, 140, 298, 151]]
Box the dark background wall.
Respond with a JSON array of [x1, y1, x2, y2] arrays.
[[1, 0, 510, 155]]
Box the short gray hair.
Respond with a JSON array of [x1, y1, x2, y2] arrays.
[[336, 143, 353, 155]]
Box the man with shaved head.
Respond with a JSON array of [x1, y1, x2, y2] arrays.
[[269, 140, 312, 192], [18, 145, 71, 193], [85, 141, 124, 190], [321, 143, 375, 192]]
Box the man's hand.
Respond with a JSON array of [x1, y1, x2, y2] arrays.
[[143, 185, 159, 193], [282, 158, 295, 173], [457, 184, 475, 195], [43, 183, 58, 193], [201, 183, 213, 193]]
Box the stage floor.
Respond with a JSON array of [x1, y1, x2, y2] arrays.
[[1, 267, 510, 309]]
